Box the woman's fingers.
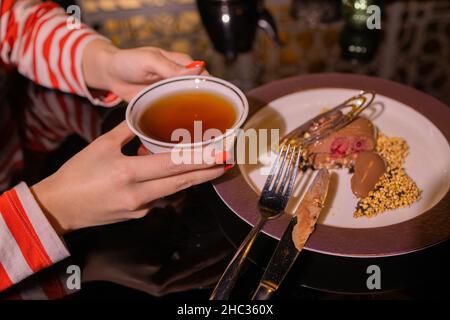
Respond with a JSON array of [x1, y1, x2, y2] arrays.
[[137, 144, 150, 156], [178, 66, 204, 76], [147, 50, 186, 78], [130, 149, 228, 181], [158, 50, 206, 76], [102, 121, 135, 148], [158, 49, 194, 66], [132, 165, 225, 205]]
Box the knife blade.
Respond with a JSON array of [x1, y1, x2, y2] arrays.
[[251, 168, 330, 300]]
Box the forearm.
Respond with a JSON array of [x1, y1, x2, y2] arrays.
[[81, 38, 118, 92], [30, 175, 73, 235], [0, 0, 120, 106]]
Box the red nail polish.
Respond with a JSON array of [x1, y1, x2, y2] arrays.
[[138, 144, 149, 155], [224, 163, 235, 171], [103, 92, 119, 103], [215, 151, 229, 164], [185, 61, 206, 69]]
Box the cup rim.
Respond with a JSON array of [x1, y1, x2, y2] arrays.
[[126, 75, 249, 148]]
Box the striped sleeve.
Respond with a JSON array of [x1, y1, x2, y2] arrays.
[[25, 84, 103, 152], [0, 0, 120, 106], [0, 182, 69, 292]]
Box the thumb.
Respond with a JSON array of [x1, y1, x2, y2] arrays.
[[106, 121, 136, 147], [150, 51, 185, 78], [178, 66, 204, 76], [179, 60, 206, 76]]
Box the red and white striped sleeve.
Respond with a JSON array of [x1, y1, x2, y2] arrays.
[[0, 0, 125, 293], [0, 0, 120, 106], [0, 183, 69, 292]]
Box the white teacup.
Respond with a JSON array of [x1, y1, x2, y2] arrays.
[[126, 76, 249, 156]]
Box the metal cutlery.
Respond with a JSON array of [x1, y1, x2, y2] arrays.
[[252, 168, 330, 300], [210, 143, 302, 300], [281, 90, 376, 147], [211, 90, 375, 300]]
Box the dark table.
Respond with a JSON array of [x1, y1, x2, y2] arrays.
[[0, 0, 449, 300]]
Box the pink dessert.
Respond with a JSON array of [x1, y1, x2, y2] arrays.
[[305, 117, 376, 169]]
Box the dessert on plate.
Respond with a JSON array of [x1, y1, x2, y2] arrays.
[[301, 114, 421, 218]]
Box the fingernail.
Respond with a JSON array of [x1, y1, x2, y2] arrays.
[[185, 61, 206, 69], [103, 92, 119, 103], [224, 163, 235, 172], [215, 151, 229, 164], [138, 144, 149, 155]]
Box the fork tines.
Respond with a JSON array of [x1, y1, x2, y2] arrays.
[[260, 143, 301, 210]]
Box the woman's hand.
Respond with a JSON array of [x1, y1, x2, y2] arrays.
[[30, 121, 229, 235], [82, 39, 207, 101]]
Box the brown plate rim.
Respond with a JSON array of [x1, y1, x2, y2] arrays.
[[213, 73, 450, 257]]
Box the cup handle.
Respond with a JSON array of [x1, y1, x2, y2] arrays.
[[257, 8, 282, 46]]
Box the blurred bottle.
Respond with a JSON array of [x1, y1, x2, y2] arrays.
[[196, 0, 281, 61], [339, 0, 382, 62], [341, 0, 384, 31], [339, 24, 380, 62]]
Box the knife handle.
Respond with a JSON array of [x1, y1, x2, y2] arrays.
[[252, 283, 275, 300], [210, 216, 268, 300]]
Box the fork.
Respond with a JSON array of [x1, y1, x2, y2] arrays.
[[281, 90, 376, 147], [210, 143, 301, 300]]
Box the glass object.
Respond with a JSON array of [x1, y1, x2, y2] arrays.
[[196, 0, 281, 61], [340, 24, 380, 62], [342, 0, 383, 30]]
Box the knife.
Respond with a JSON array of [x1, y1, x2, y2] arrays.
[[251, 168, 330, 300]]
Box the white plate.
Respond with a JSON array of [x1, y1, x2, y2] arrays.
[[240, 88, 450, 229]]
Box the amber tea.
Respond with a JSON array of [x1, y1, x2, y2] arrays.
[[138, 90, 236, 143]]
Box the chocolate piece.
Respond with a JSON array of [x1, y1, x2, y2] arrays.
[[351, 151, 386, 198], [305, 117, 376, 169]]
